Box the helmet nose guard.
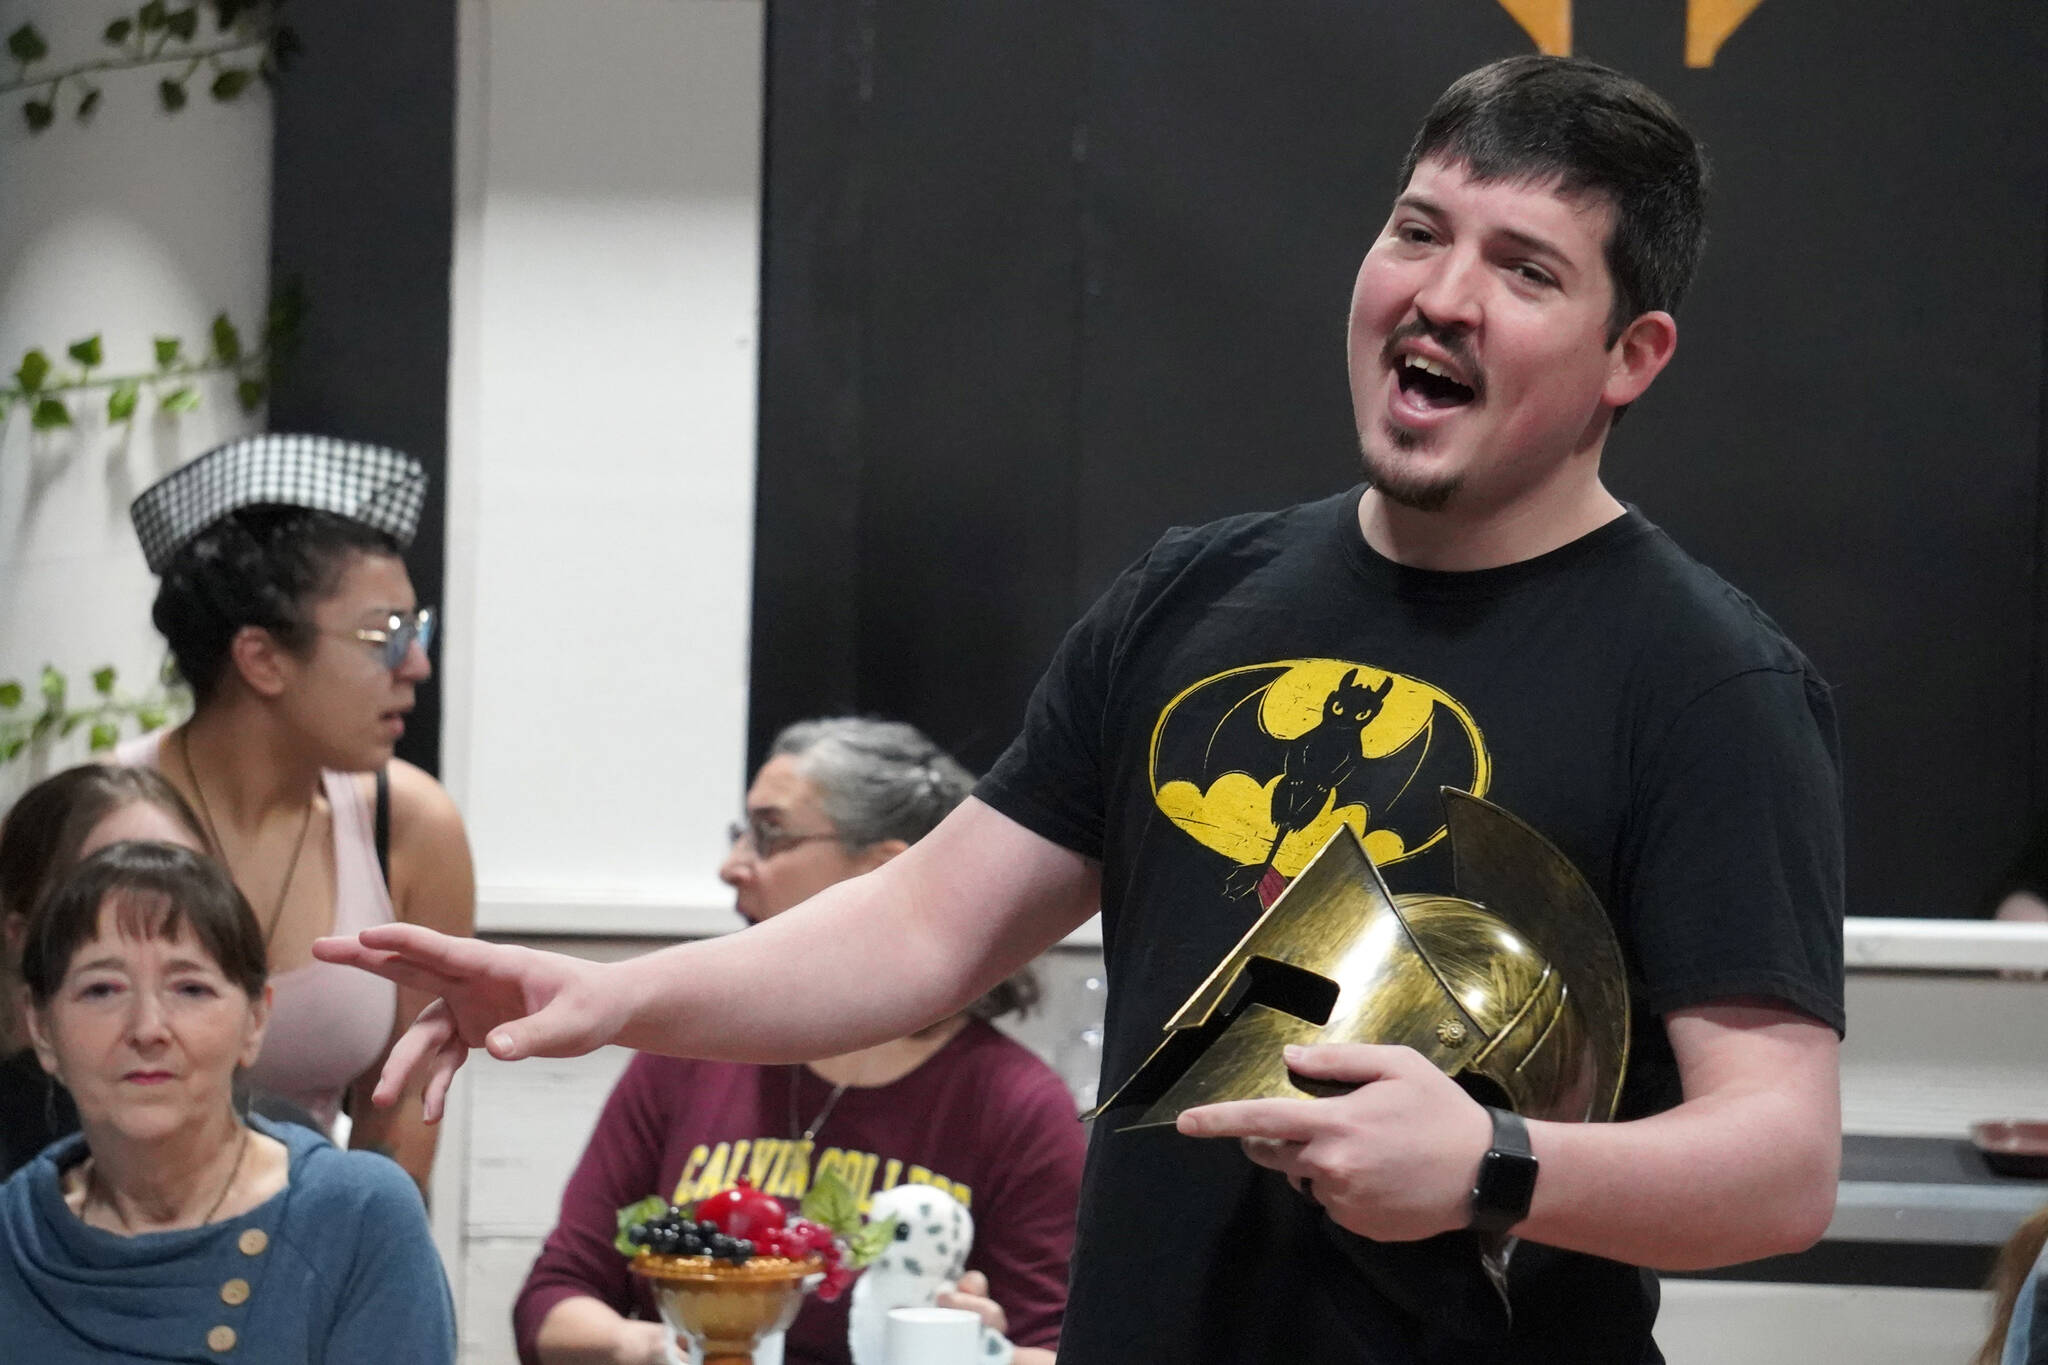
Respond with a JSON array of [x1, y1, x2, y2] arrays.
[[1089, 788, 1629, 1131]]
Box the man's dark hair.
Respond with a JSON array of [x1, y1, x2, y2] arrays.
[[151, 505, 402, 704], [1398, 54, 1709, 341]]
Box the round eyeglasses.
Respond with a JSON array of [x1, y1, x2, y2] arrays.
[[725, 816, 840, 860], [348, 608, 436, 671]]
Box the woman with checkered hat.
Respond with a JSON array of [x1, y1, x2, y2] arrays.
[[116, 433, 477, 1193]]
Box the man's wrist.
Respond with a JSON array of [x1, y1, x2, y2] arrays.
[[1468, 1105, 1538, 1234]]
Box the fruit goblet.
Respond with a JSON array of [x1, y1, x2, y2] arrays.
[[630, 1254, 820, 1365]]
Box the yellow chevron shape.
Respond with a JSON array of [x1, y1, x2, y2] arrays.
[[1687, 0, 1767, 66], [1496, 0, 1571, 55]]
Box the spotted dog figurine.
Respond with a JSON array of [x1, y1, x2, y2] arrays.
[[848, 1184, 1013, 1365]]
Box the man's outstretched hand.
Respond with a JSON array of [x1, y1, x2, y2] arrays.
[[311, 924, 626, 1122]]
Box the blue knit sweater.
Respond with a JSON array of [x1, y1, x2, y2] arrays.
[[0, 1114, 455, 1363]]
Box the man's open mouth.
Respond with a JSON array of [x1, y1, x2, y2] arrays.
[[1394, 353, 1478, 409]]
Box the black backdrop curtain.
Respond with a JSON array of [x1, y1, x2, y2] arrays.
[[752, 0, 2048, 919]]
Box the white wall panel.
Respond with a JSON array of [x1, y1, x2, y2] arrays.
[[446, 0, 764, 931], [0, 2, 269, 801]]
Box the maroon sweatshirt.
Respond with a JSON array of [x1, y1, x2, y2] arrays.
[[513, 1020, 1087, 1364]]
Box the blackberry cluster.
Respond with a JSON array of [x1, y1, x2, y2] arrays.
[[627, 1206, 756, 1264]]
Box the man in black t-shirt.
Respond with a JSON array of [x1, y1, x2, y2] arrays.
[[320, 55, 1846, 1365]]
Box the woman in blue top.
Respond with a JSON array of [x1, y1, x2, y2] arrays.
[[0, 840, 455, 1363]]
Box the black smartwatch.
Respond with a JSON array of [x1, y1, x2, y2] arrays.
[[1468, 1106, 1538, 1234]]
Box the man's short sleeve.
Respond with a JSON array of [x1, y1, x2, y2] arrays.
[[1622, 665, 1847, 1033], [976, 546, 1165, 861]]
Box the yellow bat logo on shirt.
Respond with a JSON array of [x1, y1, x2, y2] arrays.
[[1149, 659, 1490, 904]]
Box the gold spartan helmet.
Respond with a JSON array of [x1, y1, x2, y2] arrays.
[[1091, 789, 1630, 1130]]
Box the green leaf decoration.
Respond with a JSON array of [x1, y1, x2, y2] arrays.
[[39, 666, 64, 707], [16, 349, 50, 392], [67, 335, 103, 369], [844, 1214, 900, 1269], [104, 18, 134, 45], [613, 1195, 670, 1257], [798, 1167, 861, 1237], [159, 79, 187, 112], [137, 702, 168, 731], [59, 713, 83, 739], [210, 314, 242, 365], [165, 8, 199, 41], [154, 336, 182, 369], [0, 681, 21, 710], [77, 88, 102, 121], [139, 2, 168, 33], [24, 100, 54, 132], [89, 721, 120, 752], [108, 379, 141, 422], [92, 666, 116, 696], [235, 377, 265, 413], [7, 23, 49, 64], [161, 386, 200, 414], [211, 68, 251, 101], [31, 397, 71, 430], [0, 739, 23, 763]]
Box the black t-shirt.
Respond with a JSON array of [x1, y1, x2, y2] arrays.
[[977, 488, 1845, 1364]]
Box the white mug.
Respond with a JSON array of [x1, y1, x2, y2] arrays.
[[882, 1307, 982, 1365]]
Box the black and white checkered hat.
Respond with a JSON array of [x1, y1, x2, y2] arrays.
[[131, 433, 427, 573]]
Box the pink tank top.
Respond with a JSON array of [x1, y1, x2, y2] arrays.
[[118, 732, 398, 1135]]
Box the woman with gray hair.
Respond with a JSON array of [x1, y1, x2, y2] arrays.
[[515, 717, 1084, 1365]]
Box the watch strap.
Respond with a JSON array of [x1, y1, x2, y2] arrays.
[[1469, 1105, 1538, 1234]]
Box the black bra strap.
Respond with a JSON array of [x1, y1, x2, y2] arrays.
[[374, 766, 392, 891]]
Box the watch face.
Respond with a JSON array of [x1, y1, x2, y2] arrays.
[[1475, 1149, 1539, 1226]]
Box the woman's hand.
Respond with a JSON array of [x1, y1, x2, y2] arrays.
[[935, 1273, 1055, 1364], [615, 1320, 675, 1365], [936, 1270, 1009, 1336], [311, 925, 628, 1121]]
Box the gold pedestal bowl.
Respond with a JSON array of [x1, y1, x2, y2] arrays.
[[629, 1253, 821, 1365]]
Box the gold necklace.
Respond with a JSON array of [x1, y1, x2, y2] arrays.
[[788, 1067, 852, 1143], [178, 728, 316, 948], [86, 1121, 250, 1233]]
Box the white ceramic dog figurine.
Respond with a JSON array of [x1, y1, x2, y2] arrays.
[[848, 1184, 1013, 1365]]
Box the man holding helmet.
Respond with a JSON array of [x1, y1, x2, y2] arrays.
[[321, 54, 1843, 1364]]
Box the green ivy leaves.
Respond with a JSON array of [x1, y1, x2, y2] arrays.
[[0, 296, 298, 432], [0, 661, 189, 766], [7, 23, 50, 65], [5, 2, 294, 134], [15, 349, 50, 393]]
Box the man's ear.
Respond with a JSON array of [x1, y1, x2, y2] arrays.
[[1603, 310, 1678, 409], [227, 626, 294, 700]]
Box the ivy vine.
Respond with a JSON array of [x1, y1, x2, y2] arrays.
[[3, 0, 296, 132], [0, 660, 190, 765], [0, 281, 303, 432]]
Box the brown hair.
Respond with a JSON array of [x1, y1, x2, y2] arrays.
[[0, 765, 208, 1048], [1977, 1202, 2048, 1365], [20, 842, 266, 1007]]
